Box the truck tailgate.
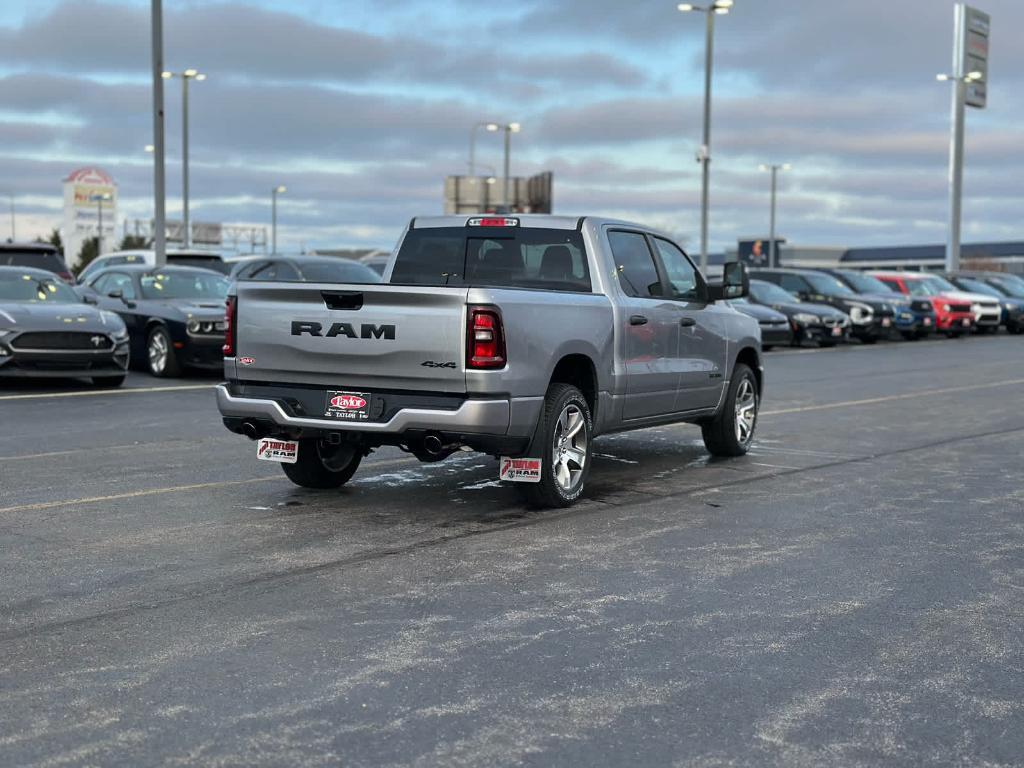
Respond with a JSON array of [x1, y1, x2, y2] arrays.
[[233, 282, 469, 392]]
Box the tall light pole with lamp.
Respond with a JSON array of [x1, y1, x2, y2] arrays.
[[271, 185, 286, 254], [469, 122, 499, 177], [7, 193, 14, 241], [162, 68, 206, 247], [758, 163, 790, 269], [677, 0, 733, 273]]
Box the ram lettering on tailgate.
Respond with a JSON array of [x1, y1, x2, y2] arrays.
[[291, 321, 395, 340]]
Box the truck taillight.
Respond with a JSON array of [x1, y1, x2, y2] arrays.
[[222, 295, 237, 357], [467, 306, 506, 369]]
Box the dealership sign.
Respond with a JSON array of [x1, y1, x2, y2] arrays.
[[960, 4, 990, 109], [62, 167, 117, 267]]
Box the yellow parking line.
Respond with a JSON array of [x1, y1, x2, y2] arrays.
[[761, 377, 1024, 416], [0, 383, 216, 402]]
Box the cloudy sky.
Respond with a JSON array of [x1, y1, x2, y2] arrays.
[[0, 0, 1021, 255]]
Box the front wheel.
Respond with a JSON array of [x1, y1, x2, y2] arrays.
[[147, 326, 181, 377], [520, 383, 592, 509], [282, 439, 362, 489], [702, 363, 759, 457]]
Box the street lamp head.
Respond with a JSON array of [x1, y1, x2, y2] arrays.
[[936, 73, 951, 81], [144, 144, 155, 153], [713, 0, 734, 7], [782, 163, 792, 171], [485, 123, 499, 132], [508, 122, 521, 133], [713, 6, 730, 14], [274, 185, 287, 194], [758, 164, 769, 171], [486, 177, 496, 185], [966, 70, 983, 82], [677, 3, 697, 11], [195, 73, 207, 82], [161, 71, 173, 79]]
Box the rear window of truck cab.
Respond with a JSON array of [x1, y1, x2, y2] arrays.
[[390, 226, 592, 293]]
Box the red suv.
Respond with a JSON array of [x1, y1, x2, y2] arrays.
[[870, 272, 974, 338]]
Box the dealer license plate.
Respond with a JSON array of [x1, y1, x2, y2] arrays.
[[257, 438, 298, 463], [831, 326, 843, 337], [325, 391, 371, 421], [882, 318, 892, 327], [962, 318, 971, 327]]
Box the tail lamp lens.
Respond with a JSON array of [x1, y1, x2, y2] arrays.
[[222, 295, 237, 356], [467, 306, 506, 369]]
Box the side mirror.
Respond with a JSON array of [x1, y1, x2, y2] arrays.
[[107, 289, 123, 300], [709, 262, 749, 301], [82, 293, 98, 305]]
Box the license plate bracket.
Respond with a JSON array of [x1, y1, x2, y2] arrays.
[[325, 390, 372, 421]]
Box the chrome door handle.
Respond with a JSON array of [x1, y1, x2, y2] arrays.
[[629, 315, 648, 326], [679, 317, 697, 327]]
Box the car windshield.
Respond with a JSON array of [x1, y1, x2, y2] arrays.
[[298, 260, 382, 283], [750, 281, 799, 304], [140, 271, 229, 300], [989, 277, 1024, 299], [926, 275, 958, 292], [0, 272, 80, 303], [839, 271, 896, 294], [904, 277, 949, 296], [955, 278, 1001, 298], [0, 249, 68, 274], [805, 273, 855, 295]]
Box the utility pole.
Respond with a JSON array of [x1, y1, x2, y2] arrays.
[[151, 0, 167, 267]]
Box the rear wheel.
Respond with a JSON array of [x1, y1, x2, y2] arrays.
[[282, 439, 362, 489], [147, 326, 181, 377], [520, 383, 592, 509], [702, 363, 759, 457]]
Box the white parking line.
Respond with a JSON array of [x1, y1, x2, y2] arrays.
[[0, 384, 216, 402], [761, 377, 1024, 416]]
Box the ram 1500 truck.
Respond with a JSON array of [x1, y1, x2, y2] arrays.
[[217, 215, 762, 507]]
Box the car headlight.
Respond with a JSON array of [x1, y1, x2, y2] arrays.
[[942, 303, 951, 312], [1005, 302, 1016, 311], [971, 304, 981, 314], [113, 326, 129, 341], [187, 318, 201, 334], [793, 313, 819, 325], [846, 303, 873, 323]]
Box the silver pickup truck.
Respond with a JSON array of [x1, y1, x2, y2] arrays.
[[217, 215, 762, 507]]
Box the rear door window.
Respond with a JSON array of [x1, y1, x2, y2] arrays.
[[608, 231, 661, 298], [650, 237, 700, 301], [780, 274, 808, 293]]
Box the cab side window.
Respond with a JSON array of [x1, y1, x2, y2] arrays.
[[94, 272, 136, 300], [608, 231, 661, 298], [651, 237, 700, 302], [780, 274, 807, 294]]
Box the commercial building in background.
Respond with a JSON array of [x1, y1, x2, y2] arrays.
[[444, 171, 553, 215], [62, 167, 117, 268]]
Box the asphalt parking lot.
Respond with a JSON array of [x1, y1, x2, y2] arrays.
[[1, 336, 1023, 767]]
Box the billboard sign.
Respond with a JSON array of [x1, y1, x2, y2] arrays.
[[738, 238, 785, 267], [62, 167, 117, 267], [960, 4, 990, 108]]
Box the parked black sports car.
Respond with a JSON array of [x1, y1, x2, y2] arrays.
[[82, 265, 228, 377], [727, 297, 793, 350], [747, 279, 851, 347], [0, 266, 129, 385]]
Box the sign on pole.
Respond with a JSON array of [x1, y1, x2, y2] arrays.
[[962, 5, 990, 108]]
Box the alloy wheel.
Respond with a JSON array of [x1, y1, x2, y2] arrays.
[[148, 332, 168, 374], [551, 403, 587, 493], [734, 377, 757, 446]]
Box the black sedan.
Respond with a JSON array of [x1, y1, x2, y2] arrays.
[[0, 266, 130, 385], [727, 297, 793, 350], [747, 279, 851, 347], [83, 265, 229, 377], [228, 254, 382, 283], [749, 268, 895, 343]]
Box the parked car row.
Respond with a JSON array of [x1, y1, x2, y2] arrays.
[[727, 266, 1024, 347], [1, 238, 1022, 389]]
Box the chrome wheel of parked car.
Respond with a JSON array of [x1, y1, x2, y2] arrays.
[[734, 377, 757, 448], [146, 326, 180, 377], [552, 403, 588, 494]]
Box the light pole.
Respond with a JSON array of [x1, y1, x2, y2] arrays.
[[7, 193, 14, 241], [758, 163, 790, 269], [469, 122, 499, 177], [502, 122, 521, 210], [93, 192, 112, 254], [162, 68, 205, 247], [936, 68, 983, 272], [151, 0, 167, 267], [271, 185, 286, 254], [677, 0, 733, 273]]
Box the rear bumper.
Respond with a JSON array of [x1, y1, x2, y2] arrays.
[[215, 383, 542, 439]]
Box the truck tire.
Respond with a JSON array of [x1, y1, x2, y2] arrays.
[[282, 439, 362, 489], [520, 383, 593, 509], [701, 363, 759, 457]]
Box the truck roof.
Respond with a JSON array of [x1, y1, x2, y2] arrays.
[[409, 214, 672, 236]]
